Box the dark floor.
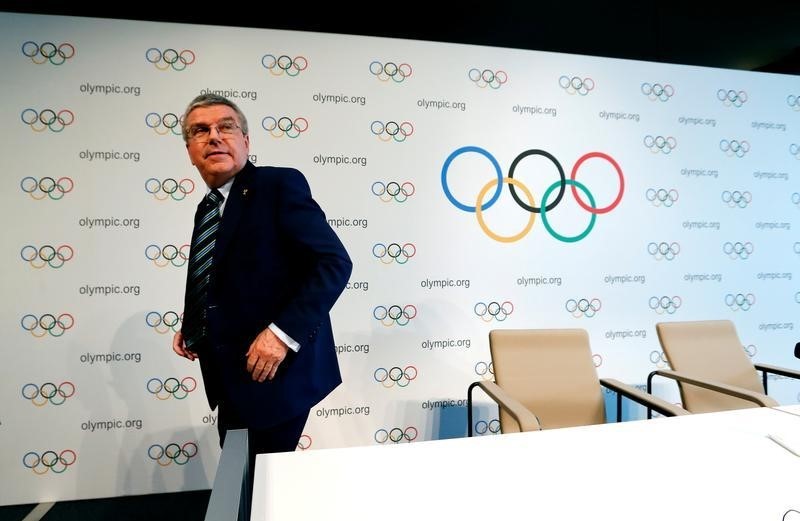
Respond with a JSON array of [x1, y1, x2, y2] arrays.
[[0, 490, 210, 521]]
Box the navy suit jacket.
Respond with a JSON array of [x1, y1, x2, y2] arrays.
[[189, 161, 351, 429]]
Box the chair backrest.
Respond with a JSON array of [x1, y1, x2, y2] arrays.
[[656, 320, 764, 413], [489, 329, 604, 432]]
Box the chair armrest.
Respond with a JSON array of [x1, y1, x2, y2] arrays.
[[755, 363, 800, 381], [472, 381, 542, 432], [600, 378, 689, 417], [652, 369, 779, 407]]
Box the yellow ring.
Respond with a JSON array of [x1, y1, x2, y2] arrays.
[[475, 177, 536, 243]]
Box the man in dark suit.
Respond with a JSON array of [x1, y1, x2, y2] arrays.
[[171, 94, 352, 461]]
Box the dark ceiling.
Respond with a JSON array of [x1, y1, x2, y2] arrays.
[[4, 2, 799, 74]]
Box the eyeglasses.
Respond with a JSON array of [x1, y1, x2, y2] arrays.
[[186, 119, 242, 142]]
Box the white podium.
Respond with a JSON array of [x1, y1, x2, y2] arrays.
[[252, 406, 800, 520]]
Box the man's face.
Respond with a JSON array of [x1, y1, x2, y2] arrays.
[[185, 104, 250, 188]]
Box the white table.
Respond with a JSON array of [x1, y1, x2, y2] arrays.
[[252, 406, 800, 520]]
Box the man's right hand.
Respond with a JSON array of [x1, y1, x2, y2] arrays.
[[172, 331, 198, 361]]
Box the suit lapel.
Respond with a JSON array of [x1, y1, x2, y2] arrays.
[[213, 162, 254, 263]]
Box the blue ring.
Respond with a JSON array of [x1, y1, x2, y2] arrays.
[[441, 146, 502, 212]]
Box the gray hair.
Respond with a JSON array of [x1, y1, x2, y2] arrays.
[[181, 93, 249, 142]]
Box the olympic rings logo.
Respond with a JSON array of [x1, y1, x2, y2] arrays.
[[646, 188, 678, 207], [649, 351, 669, 369], [297, 434, 312, 450], [21, 313, 74, 337], [261, 116, 309, 138], [373, 366, 418, 388], [370, 60, 412, 83], [23, 449, 76, 474], [21, 176, 74, 200], [743, 344, 757, 358], [145, 178, 195, 201], [788, 95, 800, 111], [474, 301, 513, 322], [372, 242, 416, 264], [725, 293, 755, 311], [644, 135, 676, 154], [146, 244, 190, 267], [374, 427, 417, 444], [370, 120, 414, 142], [474, 419, 500, 435], [723, 241, 754, 260], [648, 296, 682, 314], [146, 311, 182, 334], [373, 305, 417, 326], [559, 75, 595, 96], [21, 108, 74, 132], [793, 193, 800, 208], [145, 48, 195, 71], [720, 139, 750, 158], [721, 190, 752, 208], [641, 82, 674, 102], [371, 181, 415, 203], [468, 68, 508, 89], [21, 244, 74, 269], [145, 112, 182, 136], [22, 41, 75, 65], [717, 89, 747, 107], [474, 361, 494, 380], [22, 382, 75, 406], [146, 377, 197, 400], [261, 54, 308, 76], [565, 298, 601, 318], [790, 144, 800, 159], [441, 146, 624, 243], [648, 242, 680, 261], [148, 442, 198, 465]]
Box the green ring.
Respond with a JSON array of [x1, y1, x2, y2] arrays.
[[540, 179, 596, 243]]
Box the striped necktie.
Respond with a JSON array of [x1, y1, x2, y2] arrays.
[[182, 188, 223, 348]]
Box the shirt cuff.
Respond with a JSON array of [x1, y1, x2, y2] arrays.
[[269, 323, 300, 352]]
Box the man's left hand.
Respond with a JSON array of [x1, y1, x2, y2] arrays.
[[246, 328, 288, 382]]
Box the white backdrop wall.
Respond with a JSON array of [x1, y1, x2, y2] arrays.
[[1, 12, 799, 506]]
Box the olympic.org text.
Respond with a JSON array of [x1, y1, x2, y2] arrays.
[[679, 116, 716, 127], [81, 418, 143, 432], [315, 405, 370, 418], [312, 93, 366, 106], [681, 168, 719, 179], [200, 88, 257, 101], [79, 149, 140, 162], [417, 98, 467, 112], [757, 272, 792, 281], [517, 276, 562, 287], [335, 343, 370, 355], [605, 329, 647, 340], [80, 352, 142, 364], [79, 284, 141, 296], [684, 273, 722, 283], [599, 110, 640, 122], [604, 274, 646, 285], [345, 281, 369, 291], [79, 217, 140, 229], [756, 221, 791, 231], [513, 104, 556, 117], [752, 120, 786, 132], [422, 398, 467, 409], [80, 82, 141, 97], [753, 171, 789, 181], [313, 154, 367, 167], [421, 338, 471, 350], [327, 217, 367, 229], [420, 278, 470, 289], [683, 220, 720, 230], [759, 322, 794, 332]]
